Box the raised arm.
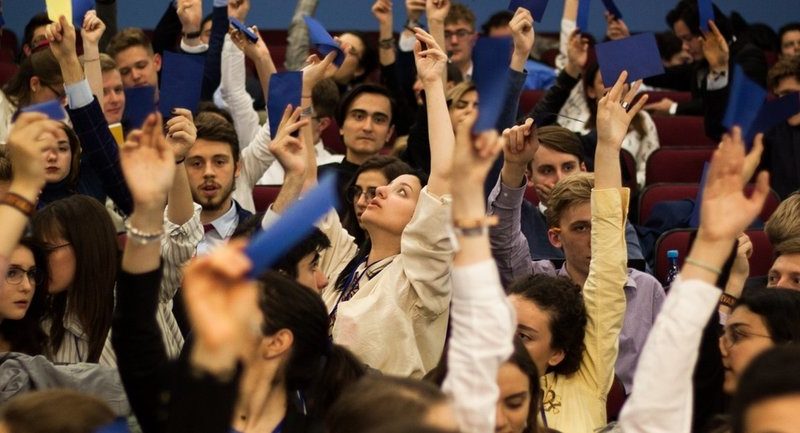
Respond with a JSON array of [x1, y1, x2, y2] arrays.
[[228, 14, 276, 106], [527, 31, 587, 126], [426, 0, 449, 85], [81, 11, 106, 103], [266, 106, 310, 215], [299, 51, 338, 187], [372, 0, 396, 67]]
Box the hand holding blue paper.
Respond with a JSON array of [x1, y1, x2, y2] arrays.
[[21, 99, 67, 120], [229, 17, 258, 43], [267, 72, 303, 136], [472, 37, 512, 132], [303, 16, 345, 67], [723, 65, 767, 140], [508, 0, 549, 22], [595, 33, 665, 87], [158, 51, 204, 118], [123, 86, 157, 130]]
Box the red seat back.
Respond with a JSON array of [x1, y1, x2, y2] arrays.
[[652, 115, 716, 148], [252, 185, 282, 213], [654, 228, 695, 286], [518, 90, 545, 116], [644, 91, 692, 104], [746, 229, 775, 278], [638, 183, 700, 225], [0, 62, 19, 87], [321, 117, 346, 155], [645, 147, 713, 185]]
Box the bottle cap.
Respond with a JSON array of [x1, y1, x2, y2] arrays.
[[667, 249, 679, 259]]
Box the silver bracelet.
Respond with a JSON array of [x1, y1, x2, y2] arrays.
[[124, 218, 165, 245]]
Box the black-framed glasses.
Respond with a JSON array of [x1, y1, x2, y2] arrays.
[[444, 29, 474, 40], [44, 242, 71, 253], [347, 185, 378, 203], [5, 266, 43, 286]]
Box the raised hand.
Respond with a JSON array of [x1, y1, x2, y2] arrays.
[[698, 126, 770, 243], [406, 0, 426, 22], [372, 0, 393, 27], [81, 10, 106, 47], [268, 105, 310, 178], [227, 0, 250, 22], [510, 7, 535, 72], [596, 71, 648, 151], [604, 11, 630, 40], [565, 30, 589, 78], [301, 51, 338, 91], [6, 113, 61, 193], [501, 118, 539, 187], [413, 28, 447, 85], [426, 0, 450, 23], [165, 108, 197, 163], [46, 15, 78, 63], [702, 20, 729, 70], [725, 232, 753, 297], [454, 109, 505, 186], [120, 113, 176, 210], [228, 25, 270, 61], [177, 0, 202, 34]]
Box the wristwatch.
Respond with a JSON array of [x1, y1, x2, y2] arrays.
[[182, 30, 202, 39]]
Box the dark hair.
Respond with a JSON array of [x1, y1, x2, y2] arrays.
[[0, 238, 50, 356], [482, 10, 514, 35], [340, 156, 418, 246], [336, 83, 396, 128], [666, 0, 732, 40], [734, 287, 800, 344], [582, 62, 647, 138], [23, 13, 53, 53], [107, 27, 155, 58], [0, 148, 11, 182], [340, 31, 378, 84], [257, 272, 365, 418], [507, 337, 540, 433], [312, 78, 341, 119], [327, 375, 447, 433], [31, 196, 119, 363], [273, 228, 331, 279], [197, 101, 235, 125], [59, 124, 83, 189], [3, 49, 63, 108], [0, 389, 116, 433], [779, 22, 800, 46], [767, 56, 800, 92], [507, 274, 587, 376], [730, 345, 800, 433], [195, 111, 241, 164], [655, 31, 685, 62], [536, 125, 586, 165]]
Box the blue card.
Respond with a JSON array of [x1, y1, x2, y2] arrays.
[[723, 65, 767, 137], [601, 0, 623, 19], [689, 162, 710, 228], [472, 37, 513, 132], [245, 173, 339, 278], [698, 0, 714, 32], [158, 51, 204, 119], [507, 0, 549, 22], [595, 32, 665, 87], [21, 99, 67, 120], [303, 16, 345, 67], [228, 17, 259, 43], [94, 418, 130, 433], [745, 92, 800, 144], [0, 13, 5, 27], [122, 86, 156, 130], [72, 0, 94, 27], [267, 71, 302, 137], [576, 0, 591, 31]]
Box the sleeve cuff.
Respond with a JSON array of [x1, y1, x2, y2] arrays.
[[65, 79, 94, 109], [452, 260, 505, 302], [668, 102, 678, 115], [181, 39, 209, 53], [398, 33, 416, 52], [213, 0, 228, 7]]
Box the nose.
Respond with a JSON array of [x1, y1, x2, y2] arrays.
[[356, 191, 369, 209], [361, 116, 374, 132], [374, 184, 389, 199], [202, 161, 216, 177], [719, 334, 731, 356], [316, 271, 329, 292], [20, 275, 34, 292], [44, 148, 58, 161], [494, 403, 508, 432]]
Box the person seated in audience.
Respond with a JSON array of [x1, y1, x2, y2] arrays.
[[515, 126, 644, 261], [99, 54, 125, 125], [0, 238, 48, 356], [778, 22, 800, 59], [760, 56, 800, 200], [766, 239, 800, 291], [730, 346, 800, 433], [106, 27, 162, 90], [333, 31, 379, 93], [655, 31, 694, 67], [765, 191, 800, 247], [0, 389, 117, 433], [19, 13, 53, 58], [492, 71, 645, 432]]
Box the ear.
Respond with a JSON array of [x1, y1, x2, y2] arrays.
[[234, 159, 242, 178], [579, 162, 587, 172], [23, 45, 33, 57], [525, 165, 535, 188], [385, 124, 395, 144], [152, 53, 162, 72], [260, 328, 294, 359], [547, 228, 563, 249], [29, 76, 41, 93], [318, 117, 332, 133], [547, 348, 566, 368]]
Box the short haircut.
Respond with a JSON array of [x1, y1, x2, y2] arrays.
[[655, 31, 684, 62], [445, 3, 476, 29], [767, 56, 800, 92], [336, 83, 396, 127], [0, 389, 115, 433], [445, 81, 476, 108], [273, 228, 331, 279], [198, 101, 235, 125], [194, 111, 241, 164], [0, 148, 11, 182], [99, 53, 118, 74], [107, 28, 155, 59], [341, 31, 379, 82], [765, 192, 800, 246], [23, 13, 52, 50], [312, 78, 341, 119], [481, 10, 513, 35], [537, 125, 586, 164], [545, 172, 594, 228], [730, 346, 800, 433], [734, 287, 800, 344], [775, 237, 800, 257], [3, 49, 62, 107], [508, 273, 587, 376], [779, 22, 800, 43], [666, 0, 731, 39]]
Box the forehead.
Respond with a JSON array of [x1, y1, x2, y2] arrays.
[[115, 46, 152, 65], [390, 174, 422, 191], [673, 20, 693, 37], [509, 294, 552, 329], [188, 139, 234, 158], [532, 146, 581, 167], [356, 169, 389, 186], [348, 92, 391, 114], [498, 362, 530, 392], [339, 33, 365, 52], [730, 305, 770, 334], [559, 200, 591, 225], [775, 77, 800, 95], [771, 253, 800, 274], [456, 90, 478, 103], [32, 26, 48, 41], [745, 394, 800, 433], [102, 70, 123, 85], [783, 29, 800, 42], [9, 245, 35, 265], [445, 20, 473, 31]]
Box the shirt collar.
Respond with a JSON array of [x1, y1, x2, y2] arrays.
[[208, 200, 239, 238]]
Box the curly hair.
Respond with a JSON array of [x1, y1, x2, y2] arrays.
[[508, 274, 587, 376]]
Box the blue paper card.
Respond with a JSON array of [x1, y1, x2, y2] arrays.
[[72, 0, 94, 27], [229, 17, 258, 43], [745, 92, 800, 144], [122, 86, 156, 130], [507, 0, 549, 22], [303, 16, 345, 67], [689, 162, 710, 228], [723, 65, 767, 137], [601, 0, 623, 19], [267, 71, 303, 137], [698, 0, 714, 32], [472, 37, 513, 132], [576, 0, 591, 31], [94, 418, 130, 433], [595, 32, 665, 87], [0, 13, 5, 27], [21, 99, 67, 120], [245, 173, 339, 278], [158, 51, 205, 119]]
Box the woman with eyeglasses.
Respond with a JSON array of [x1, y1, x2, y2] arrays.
[[0, 238, 49, 356]]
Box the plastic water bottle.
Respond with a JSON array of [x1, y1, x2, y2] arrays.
[[666, 249, 680, 289]]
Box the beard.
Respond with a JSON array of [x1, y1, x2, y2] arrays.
[[194, 180, 236, 211]]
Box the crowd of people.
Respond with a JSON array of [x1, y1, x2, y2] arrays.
[[0, 0, 799, 432]]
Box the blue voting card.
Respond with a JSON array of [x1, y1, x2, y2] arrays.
[[267, 71, 303, 137], [723, 65, 767, 138], [596, 32, 665, 87], [72, 0, 94, 27], [472, 37, 512, 132], [21, 99, 67, 120], [0, 13, 5, 27], [745, 92, 800, 144], [245, 173, 339, 278], [94, 418, 130, 433], [158, 51, 205, 119], [698, 0, 714, 32], [507, 0, 549, 22], [601, 0, 623, 19], [303, 16, 345, 67], [229, 17, 259, 43], [122, 86, 156, 130], [576, 0, 591, 31], [689, 162, 710, 228]]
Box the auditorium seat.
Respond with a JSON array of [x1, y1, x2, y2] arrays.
[[645, 147, 713, 185], [0, 62, 19, 87], [652, 115, 716, 148], [518, 90, 545, 116], [643, 91, 691, 104], [747, 229, 775, 278], [653, 228, 695, 286], [252, 185, 282, 212]]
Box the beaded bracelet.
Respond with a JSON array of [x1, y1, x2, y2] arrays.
[[124, 219, 165, 245]]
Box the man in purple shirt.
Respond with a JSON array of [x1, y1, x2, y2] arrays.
[[488, 120, 665, 393]]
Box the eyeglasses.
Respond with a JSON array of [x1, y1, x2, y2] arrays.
[[719, 325, 772, 349], [44, 242, 71, 253], [5, 266, 42, 286], [347, 185, 378, 203], [444, 29, 474, 40]]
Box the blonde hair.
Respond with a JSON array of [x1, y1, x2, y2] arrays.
[[775, 237, 800, 257], [446, 3, 476, 28], [544, 172, 594, 228], [765, 192, 800, 246], [99, 53, 118, 73], [445, 81, 476, 108]]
